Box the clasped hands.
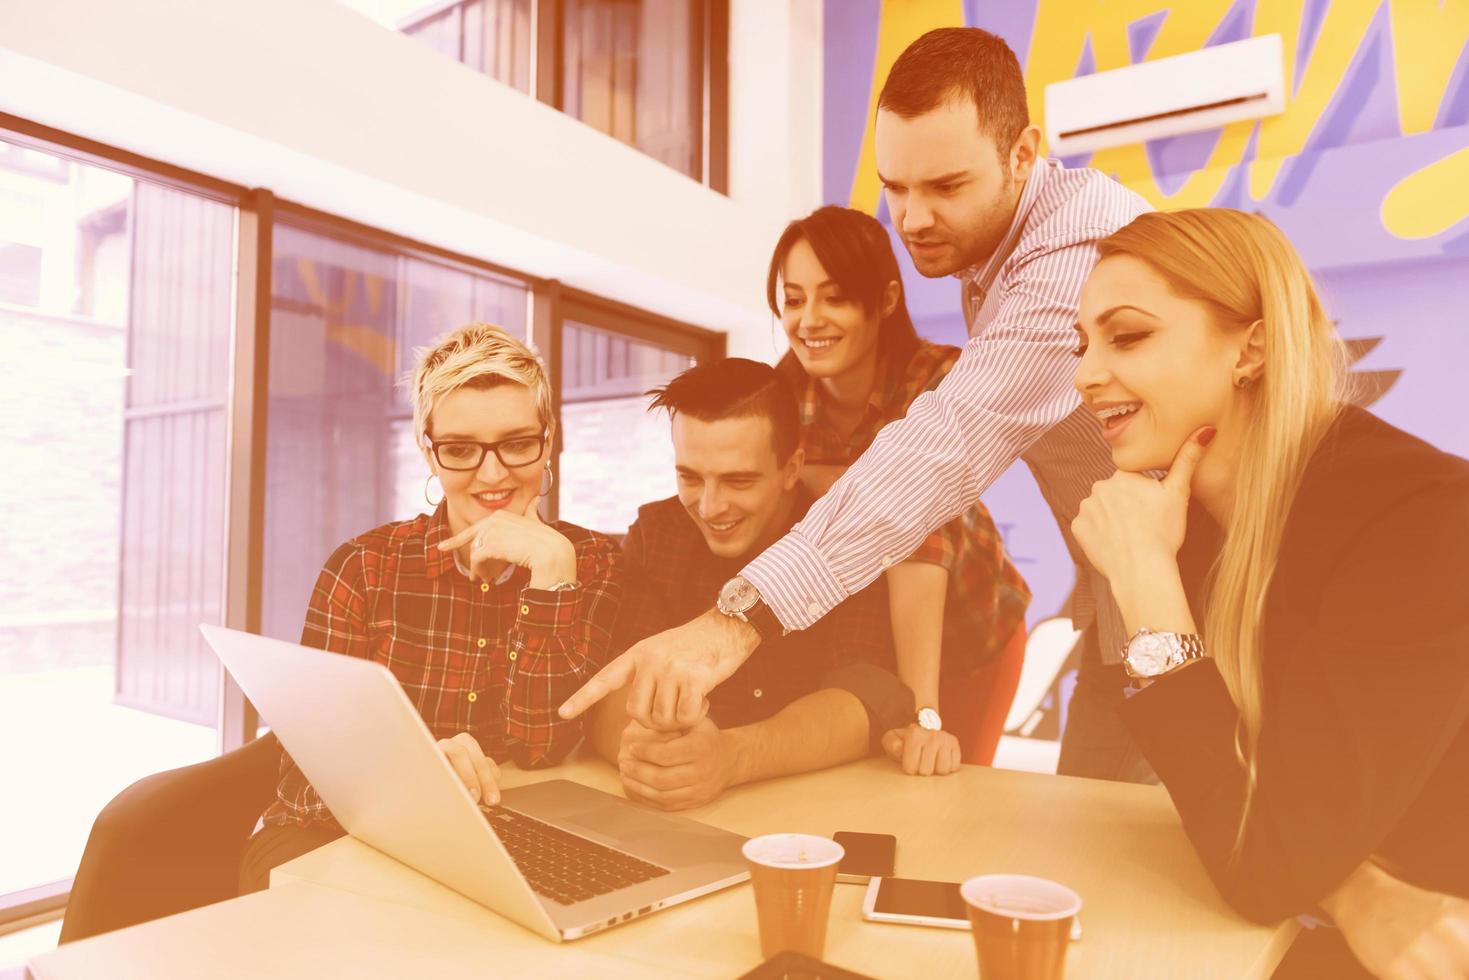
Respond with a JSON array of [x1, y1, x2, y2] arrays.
[[616, 717, 738, 811]]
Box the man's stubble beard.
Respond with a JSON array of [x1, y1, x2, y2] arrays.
[[908, 169, 1017, 280]]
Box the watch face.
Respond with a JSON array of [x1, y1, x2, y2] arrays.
[[1126, 632, 1176, 677], [718, 576, 759, 615], [917, 708, 942, 731]]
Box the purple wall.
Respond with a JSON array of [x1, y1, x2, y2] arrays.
[[823, 1, 1469, 623]]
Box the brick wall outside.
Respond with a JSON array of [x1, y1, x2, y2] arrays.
[[0, 306, 125, 671]]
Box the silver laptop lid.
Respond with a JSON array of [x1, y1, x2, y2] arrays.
[[200, 624, 559, 940]]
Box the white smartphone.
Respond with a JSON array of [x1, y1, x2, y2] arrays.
[[862, 876, 969, 930], [862, 877, 1084, 940]]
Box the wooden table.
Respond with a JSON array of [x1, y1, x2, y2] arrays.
[[29, 756, 1296, 979]]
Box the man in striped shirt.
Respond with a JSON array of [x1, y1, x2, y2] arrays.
[[563, 28, 1154, 782]]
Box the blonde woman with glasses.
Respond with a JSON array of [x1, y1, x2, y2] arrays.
[[1069, 209, 1468, 979], [239, 323, 622, 893]]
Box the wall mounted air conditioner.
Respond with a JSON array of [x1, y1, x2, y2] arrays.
[[1044, 34, 1285, 156]]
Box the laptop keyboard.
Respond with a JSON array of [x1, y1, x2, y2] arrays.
[[483, 807, 672, 906]]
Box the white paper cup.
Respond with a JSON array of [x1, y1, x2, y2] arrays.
[[742, 834, 844, 959], [960, 874, 1082, 980]]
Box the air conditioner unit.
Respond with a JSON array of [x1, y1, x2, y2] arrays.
[[1044, 34, 1285, 156]]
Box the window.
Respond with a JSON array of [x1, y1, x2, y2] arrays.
[[562, 0, 705, 179], [339, 0, 727, 188], [554, 298, 720, 533], [400, 0, 534, 94], [261, 218, 530, 644], [0, 138, 234, 903], [0, 116, 723, 941]]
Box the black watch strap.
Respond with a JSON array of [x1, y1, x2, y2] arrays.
[[742, 599, 784, 643]]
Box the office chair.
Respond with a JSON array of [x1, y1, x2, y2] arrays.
[[1003, 617, 1083, 738], [59, 731, 282, 943]]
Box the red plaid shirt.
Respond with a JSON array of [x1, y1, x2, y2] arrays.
[[777, 341, 1031, 674], [263, 503, 622, 829]]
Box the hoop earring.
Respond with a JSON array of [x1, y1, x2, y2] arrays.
[[424, 474, 444, 507], [539, 463, 554, 497]]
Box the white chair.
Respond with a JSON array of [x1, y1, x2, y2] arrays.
[[1003, 616, 1083, 737]]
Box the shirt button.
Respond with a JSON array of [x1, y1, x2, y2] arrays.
[[480, 582, 490, 593], [806, 602, 821, 617], [467, 692, 478, 703], [520, 604, 530, 615], [752, 688, 763, 699], [880, 555, 894, 568], [476, 638, 486, 648], [508, 651, 518, 662]]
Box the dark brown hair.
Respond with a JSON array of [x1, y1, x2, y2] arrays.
[[766, 205, 920, 366], [878, 27, 1029, 152], [647, 358, 800, 464]]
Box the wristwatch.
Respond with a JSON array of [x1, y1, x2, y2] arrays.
[[1121, 627, 1208, 680], [716, 576, 785, 643], [916, 707, 943, 732]]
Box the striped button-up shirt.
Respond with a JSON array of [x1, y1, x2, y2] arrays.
[[743, 159, 1150, 663], [263, 503, 622, 829], [776, 341, 1030, 672]]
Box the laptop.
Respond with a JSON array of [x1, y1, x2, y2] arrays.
[[201, 624, 749, 941]]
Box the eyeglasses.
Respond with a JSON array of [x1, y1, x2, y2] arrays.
[[426, 433, 547, 471]]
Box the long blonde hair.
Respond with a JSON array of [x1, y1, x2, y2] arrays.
[[1097, 210, 1349, 851]]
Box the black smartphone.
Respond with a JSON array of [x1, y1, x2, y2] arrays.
[[832, 831, 896, 884]]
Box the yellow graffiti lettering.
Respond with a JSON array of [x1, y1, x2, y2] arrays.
[[1389, 0, 1469, 135], [1381, 146, 1469, 238], [847, 0, 966, 215], [325, 323, 398, 377], [1025, 0, 1253, 209], [848, 0, 1465, 217], [294, 257, 397, 377], [1248, 0, 1378, 199]]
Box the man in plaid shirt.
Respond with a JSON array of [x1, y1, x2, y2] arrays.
[[589, 359, 915, 810]]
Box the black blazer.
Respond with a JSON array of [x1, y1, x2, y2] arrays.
[[1118, 406, 1469, 923]]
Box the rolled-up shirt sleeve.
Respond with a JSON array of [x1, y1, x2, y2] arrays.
[[744, 233, 1105, 631], [817, 663, 916, 754]]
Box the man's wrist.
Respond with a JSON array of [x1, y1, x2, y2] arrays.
[[703, 605, 762, 656], [720, 726, 755, 789]]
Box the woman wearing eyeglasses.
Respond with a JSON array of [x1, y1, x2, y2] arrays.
[[239, 322, 622, 892]]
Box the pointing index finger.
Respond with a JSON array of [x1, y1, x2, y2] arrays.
[[558, 654, 633, 719], [437, 524, 477, 551]]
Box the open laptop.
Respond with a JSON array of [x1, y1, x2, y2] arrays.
[[201, 624, 748, 941]]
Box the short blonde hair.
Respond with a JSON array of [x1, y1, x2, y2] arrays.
[[407, 322, 554, 448]]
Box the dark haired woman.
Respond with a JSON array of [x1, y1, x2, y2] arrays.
[[767, 205, 1031, 771]]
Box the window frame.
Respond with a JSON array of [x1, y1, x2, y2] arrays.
[[396, 0, 729, 192], [0, 110, 726, 930]]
